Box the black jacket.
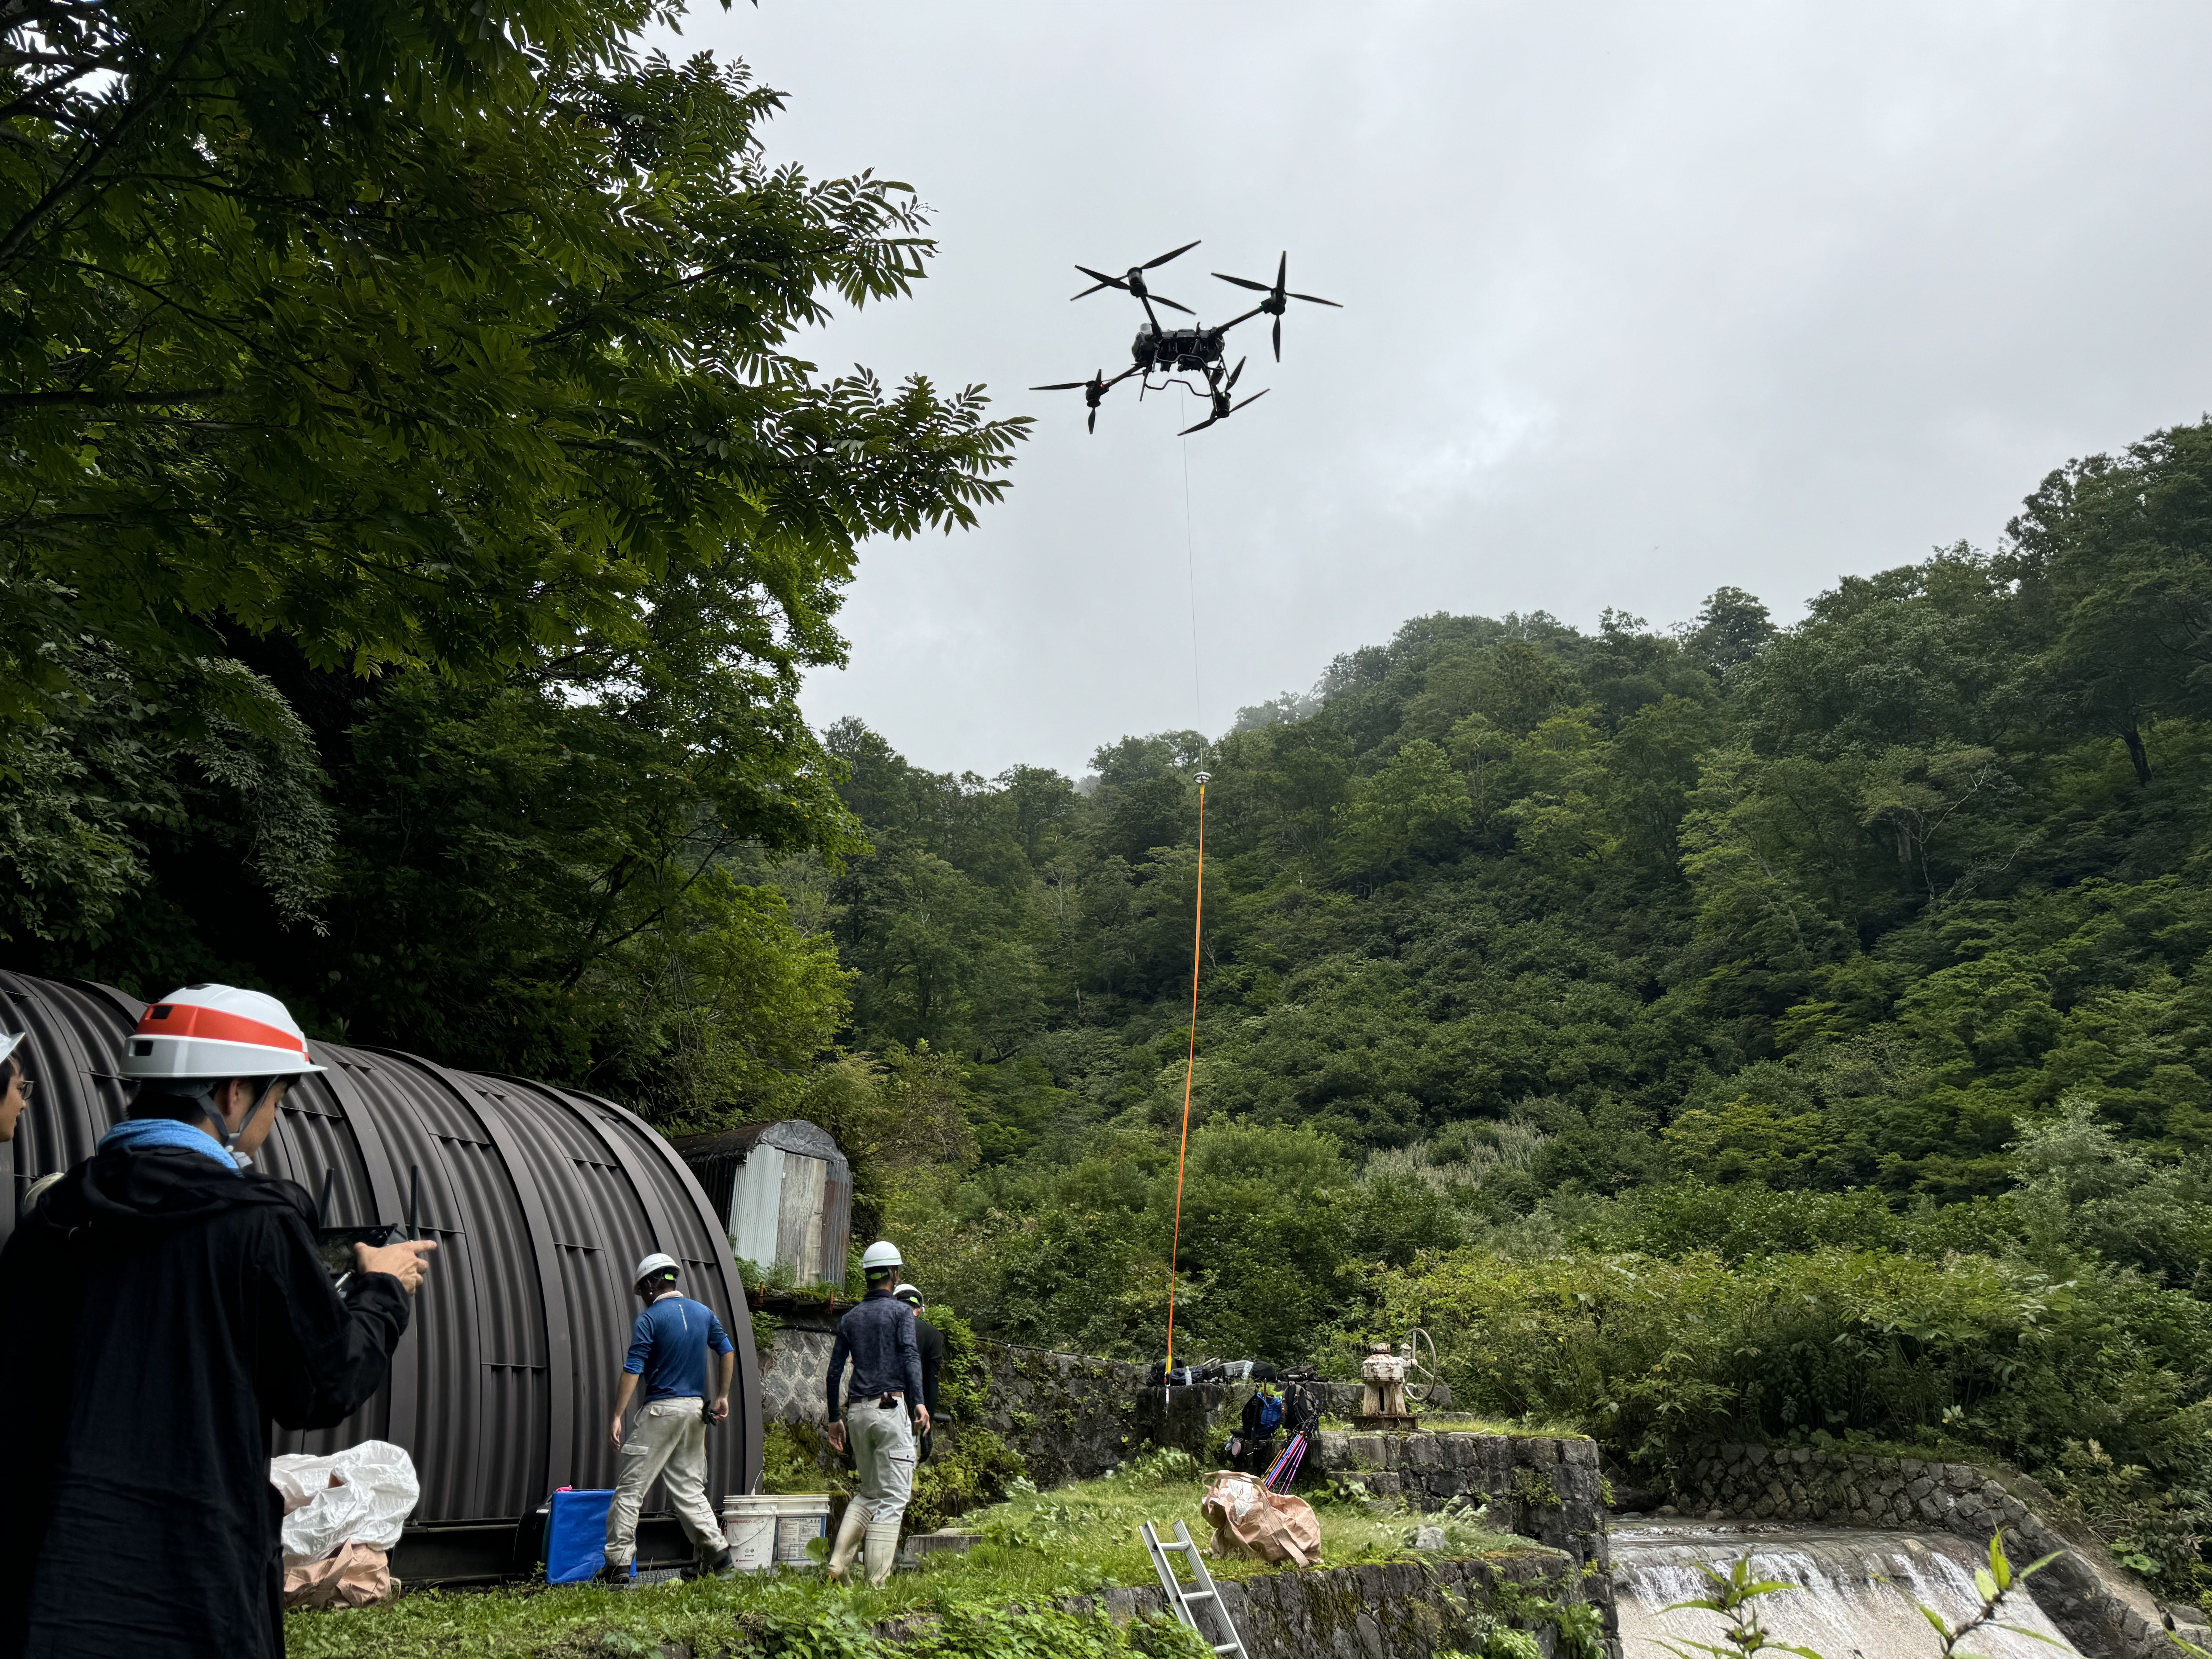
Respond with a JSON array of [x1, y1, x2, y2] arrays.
[[912, 1315, 945, 1460], [0, 1146, 410, 1659], [913, 1315, 945, 1420]]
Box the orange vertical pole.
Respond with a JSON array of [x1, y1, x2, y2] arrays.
[[1164, 771, 1210, 1372]]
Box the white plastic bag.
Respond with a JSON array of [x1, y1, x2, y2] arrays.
[[270, 1441, 420, 1561]]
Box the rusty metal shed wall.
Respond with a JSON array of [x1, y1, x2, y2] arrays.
[[0, 971, 762, 1523]]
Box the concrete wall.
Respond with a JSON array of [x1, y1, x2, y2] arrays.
[[1308, 1430, 1613, 1578], [1059, 1548, 1607, 1659], [1668, 1443, 2178, 1659], [1131, 1381, 1455, 1467]]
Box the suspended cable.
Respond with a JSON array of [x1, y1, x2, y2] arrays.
[[1164, 769, 1207, 1372], [1182, 434, 1203, 732], [1164, 433, 1209, 1372]]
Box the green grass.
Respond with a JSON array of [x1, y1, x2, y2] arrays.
[[287, 1469, 1537, 1659]]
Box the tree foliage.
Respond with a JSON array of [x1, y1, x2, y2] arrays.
[[0, 0, 1024, 1116]]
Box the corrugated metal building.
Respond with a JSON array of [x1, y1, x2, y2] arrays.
[[673, 1121, 852, 1288], [0, 972, 762, 1576]]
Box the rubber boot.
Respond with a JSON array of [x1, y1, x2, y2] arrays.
[[826, 1498, 870, 1583], [864, 1519, 902, 1587]]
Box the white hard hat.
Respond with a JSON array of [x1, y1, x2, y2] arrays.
[[0, 1032, 23, 1070], [892, 1282, 924, 1306], [119, 985, 325, 1082], [860, 1240, 903, 1272], [634, 1252, 680, 1285]]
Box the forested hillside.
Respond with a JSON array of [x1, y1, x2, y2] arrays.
[[773, 421, 2212, 1597], [801, 420, 2212, 1258]]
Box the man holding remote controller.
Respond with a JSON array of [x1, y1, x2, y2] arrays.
[[0, 984, 434, 1659]]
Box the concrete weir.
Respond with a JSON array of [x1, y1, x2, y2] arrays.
[[1061, 1549, 1600, 1659], [1613, 1522, 2081, 1658]]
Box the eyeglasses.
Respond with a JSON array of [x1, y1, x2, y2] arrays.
[[7, 1075, 29, 1103]]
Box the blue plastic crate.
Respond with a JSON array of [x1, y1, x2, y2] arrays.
[[544, 1489, 624, 1585]]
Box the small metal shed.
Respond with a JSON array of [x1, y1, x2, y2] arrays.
[[672, 1121, 852, 1288]]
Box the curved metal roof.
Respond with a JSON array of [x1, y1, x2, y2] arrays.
[[0, 972, 762, 1523]]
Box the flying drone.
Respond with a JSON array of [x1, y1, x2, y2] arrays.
[[1033, 242, 1340, 434]]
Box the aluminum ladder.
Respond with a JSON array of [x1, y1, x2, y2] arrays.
[[1139, 1520, 1250, 1659]]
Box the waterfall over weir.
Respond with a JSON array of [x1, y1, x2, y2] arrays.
[[1612, 1522, 2084, 1659]]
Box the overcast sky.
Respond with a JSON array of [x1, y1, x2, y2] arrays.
[[653, 2, 2212, 779]]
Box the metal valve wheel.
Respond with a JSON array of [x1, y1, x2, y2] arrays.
[[1402, 1326, 1439, 1407]]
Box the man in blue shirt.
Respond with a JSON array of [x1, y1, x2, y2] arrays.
[[601, 1252, 736, 1584], [822, 1239, 928, 1585]]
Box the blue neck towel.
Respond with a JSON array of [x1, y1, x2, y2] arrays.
[[100, 1116, 239, 1171]]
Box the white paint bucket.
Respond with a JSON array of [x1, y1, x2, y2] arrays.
[[772, 1494, 834, 1566], [721, 1494, 779, 1572]]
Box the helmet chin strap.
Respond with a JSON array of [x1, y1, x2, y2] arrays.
[[191, 1081, 272, 1166]]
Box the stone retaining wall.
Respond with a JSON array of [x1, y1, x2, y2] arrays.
[[1057, 1548, 1607, 1659], [1308, 1431, 1612, 1578], [974, 1342, 1148, 1488], [756, 1314, 1144, 1486], [1668, 1443, 2172, 1659], [756, 1320, 837, 1424], [1130, 1381, 1455, 1467]]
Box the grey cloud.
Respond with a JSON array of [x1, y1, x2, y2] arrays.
[[653, 1, 2212, 775]]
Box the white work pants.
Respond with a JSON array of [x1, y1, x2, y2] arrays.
[[842, 1397, 917, 1584], [605, 1396, 723, 1567], [846, 1398, 917, 1522]]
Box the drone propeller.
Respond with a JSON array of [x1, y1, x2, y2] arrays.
[[1226, 355, 1247, 391], [1213, 251, 1341, 360], [1031, 367, 1133, 434], [1070, 265, 1195, 314], [1071, 241, 1201, 317], [1177, 387, 1269, 438]]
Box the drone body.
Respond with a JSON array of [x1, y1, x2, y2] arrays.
[[1033, 242, 1339, 435], [1133, 322, 1231, 376]]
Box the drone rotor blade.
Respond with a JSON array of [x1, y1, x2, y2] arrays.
[[1273, 315, 1282, 361], [1226, 355, 1246, 389], [1088, 406, 1098, 434], [1071, 266, 1129, 300], [1149, 294, 1195, 316], [1031, 381, 1091, 391], [1177, 413, 1220, 437], [1288, 291, 1343, 307], [1144, 239, 1201, 269], [1230, 388, 1270, 415], [1274, 250, 1287, 291], [1212, 271, 1272, 293]]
